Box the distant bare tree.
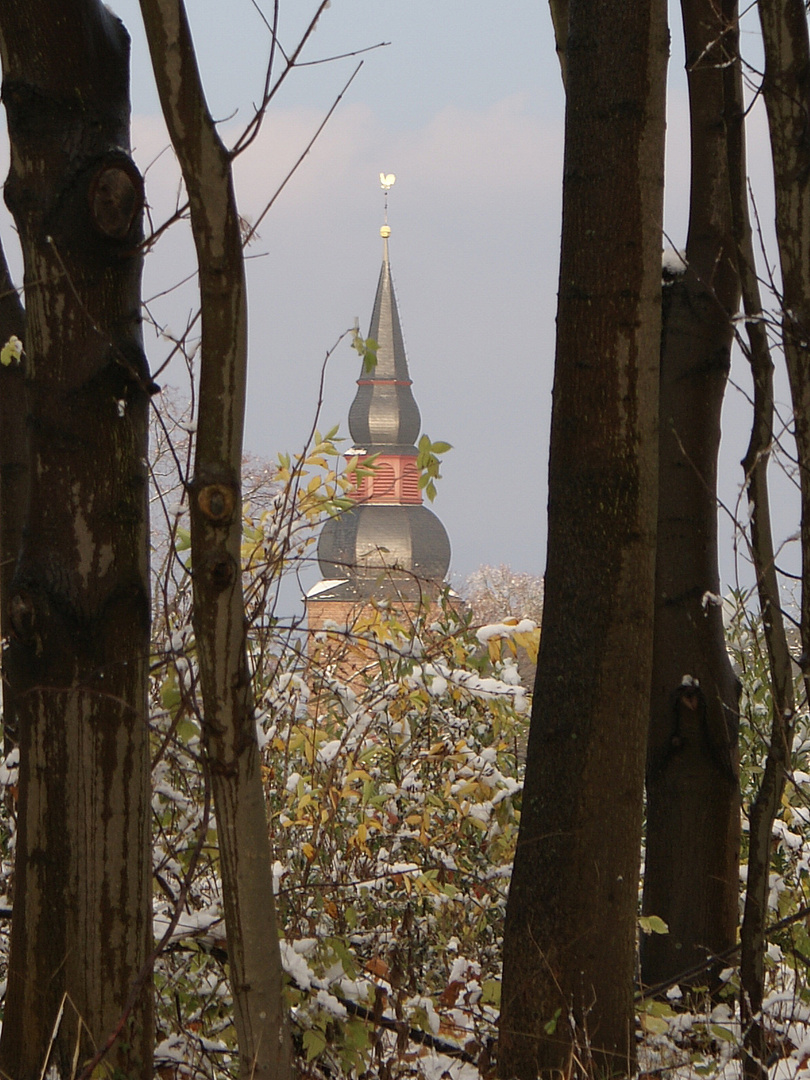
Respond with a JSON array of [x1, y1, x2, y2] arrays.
[[462, 564, 544, 626]]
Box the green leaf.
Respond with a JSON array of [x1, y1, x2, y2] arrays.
[[430, 441, 453, 454], [344, 1018, 370, 1052], [176, 717, 200, 743], [639, 915, 669, 935], [710, 1024, 736, 1043], [327, 936, 358, 978], [643, 1000, 675, 1018], [482, 979, 501, 1007], [160, 675, 181, 713], [352, 331, 378, 372], [642, 1014, 670, 1036], [410, 1005, 434, 1035], [175, 527, 191, 553], [303, 1028, 327, 1061], [543, 1007, 561, 1035]]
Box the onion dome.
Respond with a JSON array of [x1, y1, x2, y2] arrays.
[[312, 215, 451, 602], [317, 504, 451, 590]]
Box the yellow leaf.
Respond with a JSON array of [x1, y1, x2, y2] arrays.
[[302, 843, 316, 862], [347, 769, 373, 783]]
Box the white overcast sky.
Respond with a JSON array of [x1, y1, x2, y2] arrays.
[[0, 2, 797, 606]]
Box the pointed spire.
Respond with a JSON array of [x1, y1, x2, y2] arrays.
[[348, 225, 421, 451], [310, 180, 451, 599]]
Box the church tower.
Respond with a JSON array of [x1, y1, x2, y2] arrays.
[[306, 182, 451, 632]]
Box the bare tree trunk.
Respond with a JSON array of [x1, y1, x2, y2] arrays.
[[642, 0, 741, 993], [498, 1, 667, 1075], [738, 0, 808, 1071], [139, 4, 293, 1078], [727, 34, 794, 1076], [756, 1, 810, 665], [0, 240, 26, 753], [0, 3, 153, 1075], [548, 0, 569, 87], [737, 230, 796, 1077]]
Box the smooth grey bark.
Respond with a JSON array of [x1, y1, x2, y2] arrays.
[[498, 1, 667, 1075], [139, 3, 293, 1078], [0, 2, 153, 1075]]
